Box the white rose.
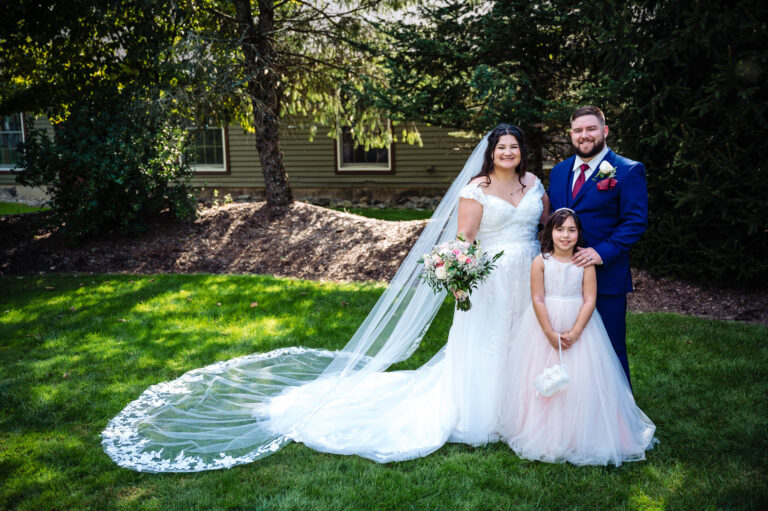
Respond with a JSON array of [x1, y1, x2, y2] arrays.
[[435, 266, 448, 280], [598, 161, 615, 177]]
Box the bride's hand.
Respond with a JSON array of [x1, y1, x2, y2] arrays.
[[452, 289, 468, 301]]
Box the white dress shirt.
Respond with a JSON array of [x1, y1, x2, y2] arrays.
[[571, 145, 611, 191]]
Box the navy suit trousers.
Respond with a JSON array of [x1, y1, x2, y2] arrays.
[[596, 294, 631, 389]]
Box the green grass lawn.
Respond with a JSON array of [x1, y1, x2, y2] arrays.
[[0, 201, 48, 215], [1, 274, 766, 510], [330, 207, 434, 221]]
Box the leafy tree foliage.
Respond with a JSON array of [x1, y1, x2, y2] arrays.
[[16, 87, 195, 240], [579, 0, 768, 288], [0, 0, 188, 116], [376, 0, 768, 288], [2, 0, 410, 208], [369, 0, 584, 172], [177, 0, 416, 205], [1, 1, 197, 239]]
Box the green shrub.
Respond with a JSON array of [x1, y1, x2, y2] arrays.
[[16, 88, 196, 240], [583, 0, 768, 289]]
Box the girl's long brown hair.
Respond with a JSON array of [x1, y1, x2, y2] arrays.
[[540, 209, 587, 255]]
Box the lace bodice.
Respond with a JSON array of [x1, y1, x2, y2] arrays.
[[542, 255, 583, 299], [459, 178, 544, 257]]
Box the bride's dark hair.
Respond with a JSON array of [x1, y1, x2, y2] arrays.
[[540, 209, 587, 255], [471, 124, 528, 189]]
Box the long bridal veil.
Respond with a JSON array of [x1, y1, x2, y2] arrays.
[[102, 134, 490, 472]]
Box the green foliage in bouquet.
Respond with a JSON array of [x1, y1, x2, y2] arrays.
[[16, 87, 196, 240], [418, 235, 504, 311]]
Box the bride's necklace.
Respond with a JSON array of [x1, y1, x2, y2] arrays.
[[489, 173, 524, 198], [509, 187, 526, 202]]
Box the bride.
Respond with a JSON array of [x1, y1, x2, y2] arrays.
[[102, 124, 549, 472]]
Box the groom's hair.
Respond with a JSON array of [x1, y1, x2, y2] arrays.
[[571, 106, 606, 126]]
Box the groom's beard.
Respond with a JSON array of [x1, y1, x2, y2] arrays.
[[572, 136, 605, 159]]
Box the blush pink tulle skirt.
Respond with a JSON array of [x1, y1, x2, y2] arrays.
[[499, 295, 657, 466]]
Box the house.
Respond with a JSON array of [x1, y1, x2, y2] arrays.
[[0, 114, 479, 203], [0, 114, 50, 203]]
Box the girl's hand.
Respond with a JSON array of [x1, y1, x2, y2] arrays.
[[545, 331, 561, 350], [561, 329, 582, 349]]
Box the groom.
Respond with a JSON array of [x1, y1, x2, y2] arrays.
[[547, 106, 648, 387]]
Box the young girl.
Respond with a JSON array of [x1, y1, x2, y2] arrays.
[[499, 208, 656, 466]]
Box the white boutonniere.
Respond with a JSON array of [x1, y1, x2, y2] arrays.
[[594, 161, 618, 190], [594, 161, 617, 181]]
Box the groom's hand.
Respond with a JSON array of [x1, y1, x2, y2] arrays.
[[573, 247, 602, 267]]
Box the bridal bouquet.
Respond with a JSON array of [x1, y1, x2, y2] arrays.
[[418, 235, 504, 311]]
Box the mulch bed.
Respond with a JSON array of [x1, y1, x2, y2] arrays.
[[2, 201, 766, 324]]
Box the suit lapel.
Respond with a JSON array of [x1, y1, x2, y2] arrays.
[[561, 155, 577, 207], [571, 149, 616, 207]]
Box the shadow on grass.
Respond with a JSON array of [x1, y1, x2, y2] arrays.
[[0, 275, 766, 510], [0, 275, 390, 429]]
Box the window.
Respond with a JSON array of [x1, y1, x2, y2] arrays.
[[336, 124, 393, 173], [189, 126, 228, 173], [0, 114, 25, 170]]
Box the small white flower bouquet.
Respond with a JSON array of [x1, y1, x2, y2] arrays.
[[417, 235, 503, 311], [533, 364, 570, 397], [533, 335, 570, 397]]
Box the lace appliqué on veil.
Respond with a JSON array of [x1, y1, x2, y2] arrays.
[[101, 346, 333, 473]]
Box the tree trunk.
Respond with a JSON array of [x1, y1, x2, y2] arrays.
[[232, 0, 293, 206]]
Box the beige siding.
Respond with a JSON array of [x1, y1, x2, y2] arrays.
[[3, 116, 479, 192], [191, 123, 478, 191]]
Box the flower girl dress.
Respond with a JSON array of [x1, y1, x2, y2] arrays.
[[499, 255, 657, 466]]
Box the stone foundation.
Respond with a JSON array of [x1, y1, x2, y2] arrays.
[[0, 186, 49, 206], [194, 186, 448, 210]]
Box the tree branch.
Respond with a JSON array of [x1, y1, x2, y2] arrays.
[[276, 0, 381, 29], [276, 50, 354, 72], [203, 6, 237, 23]]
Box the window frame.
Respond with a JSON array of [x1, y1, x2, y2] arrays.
[[187, 126, 230, 175], [0, 113, 27, 173], [334, 122, 395, 175]]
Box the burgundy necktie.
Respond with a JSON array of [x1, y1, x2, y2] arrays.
[[573, 163, 589, 198]]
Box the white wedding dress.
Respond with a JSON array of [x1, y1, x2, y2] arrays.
[[101, 136, 543, 472], [264, 180, 543, 460]]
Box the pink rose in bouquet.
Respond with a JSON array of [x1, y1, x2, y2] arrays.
[[418, 235, 504, 311]]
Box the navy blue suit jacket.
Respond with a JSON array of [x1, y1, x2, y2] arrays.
[[547, 150, 648, 295]]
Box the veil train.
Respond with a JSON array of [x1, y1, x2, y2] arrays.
[[102, 134, 490, 472]]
